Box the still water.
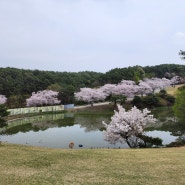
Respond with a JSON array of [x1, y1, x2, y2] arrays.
[[0, 107, 183, 148]]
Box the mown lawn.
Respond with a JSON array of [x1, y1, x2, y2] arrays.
[[0, 143, 185, 185]]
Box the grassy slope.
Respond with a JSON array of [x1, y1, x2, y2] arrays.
[[165, 84, 184, 96], [0, 143, 185, 185]]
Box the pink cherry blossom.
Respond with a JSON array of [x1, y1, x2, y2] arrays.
[[99, 84, 117, 96], [75, 87, 106, 105], [26, 90, 61, 107], [0, 95, 7, 105], [170, 76, 182, 85], [142, 77, 171, 93], [102, 105, 156, 145]]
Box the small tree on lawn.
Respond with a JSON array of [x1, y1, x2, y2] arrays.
[[102, 105, 157, 148], [26, 90, 61, 107]]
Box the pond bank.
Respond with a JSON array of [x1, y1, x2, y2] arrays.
[[6, 102, 114, 121]]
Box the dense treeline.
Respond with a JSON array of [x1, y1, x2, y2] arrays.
[[0, 64, 185, 108], [101, 64, 185, 84], [0, 68, 102, 96]]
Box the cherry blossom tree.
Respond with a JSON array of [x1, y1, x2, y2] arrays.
[[160, 78, 172, 89], [112, 80, 137, 98], [75, 88, 107, 106], [119, 80, 136, 86], [26, 90, 61, 107], [99, 84, 117, 97], [75, 77, 174, 107], [137, 80, 153, 96], [170, 76, 182, 86], [99, 84, 125, 104], [102, 105, 156, 148], [0, 95, 7, 105], [142, 78, 171, 93]]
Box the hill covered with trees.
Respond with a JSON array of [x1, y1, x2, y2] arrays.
[[0, 64, 185, 108]]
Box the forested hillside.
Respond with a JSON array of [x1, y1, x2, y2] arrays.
[[0, 64, 185, 108]]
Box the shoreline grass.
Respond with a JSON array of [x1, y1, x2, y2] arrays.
[[0, 143, 185, 185]]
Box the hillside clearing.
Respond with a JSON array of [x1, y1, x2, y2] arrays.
[[165, 84, 184, 96]]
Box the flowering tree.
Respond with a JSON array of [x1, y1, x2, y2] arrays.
[[112, 80, 137, 98], [74, 88, 107, 106], [142, 78, 171, 93], [102, 105, 156, 148], [99, 84, 127, 105], [137, 80, 153, 96], [26, 90, 61, 107], [0, 95, 7, 105], [99, 84, 117, 97], [170, 76, 182, 86], [74, 77, 173, 107]]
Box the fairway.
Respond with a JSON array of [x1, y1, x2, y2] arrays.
[[0, 143, 185, 185]]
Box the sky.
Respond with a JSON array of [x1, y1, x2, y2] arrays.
[[0, 0, 185, 73]]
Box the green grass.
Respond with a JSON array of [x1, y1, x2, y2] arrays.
[[0, 143, 185, 185], [165, 84, 184, 97]]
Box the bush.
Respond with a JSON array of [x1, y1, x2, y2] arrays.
[[143, 94, 159, 108], [158, 89, 167, 98], [165, 95, 175, 104], [132, 96, 143, 108]]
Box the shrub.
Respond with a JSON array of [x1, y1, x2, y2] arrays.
[[132, 96, 143, 108]]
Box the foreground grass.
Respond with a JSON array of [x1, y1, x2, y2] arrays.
[[0, 144, 185, 185]]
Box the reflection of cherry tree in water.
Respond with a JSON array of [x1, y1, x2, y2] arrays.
[[75, 114, 111, 132], [102, 105, 163, 148]]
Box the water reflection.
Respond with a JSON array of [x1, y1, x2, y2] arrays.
[[0, 107, 184, 148], [75, 115, 110, 132], [147, 107, 185, 146]]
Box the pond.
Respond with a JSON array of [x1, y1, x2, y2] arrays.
[[0, 107, 184, 149]]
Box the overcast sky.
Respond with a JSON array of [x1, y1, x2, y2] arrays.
[[0, 0, 185, 73]]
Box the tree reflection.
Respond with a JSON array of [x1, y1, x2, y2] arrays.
[[147, 107, 185, 147], [0, 113, 74, 135], [125, 135, 162, 148], [74, 114, 111, 132], [167, 133, 185, 147]]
